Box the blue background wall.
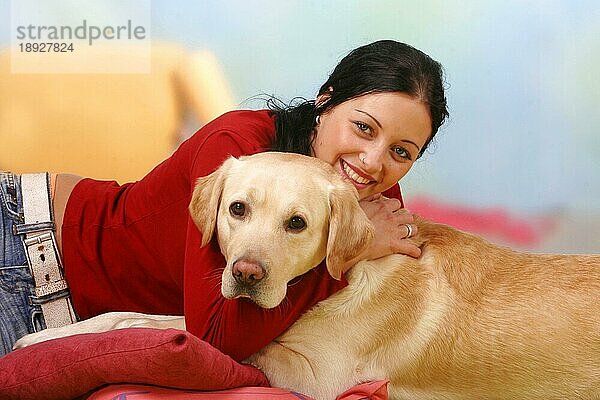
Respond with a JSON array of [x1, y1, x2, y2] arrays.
[[2, 0, 598, 252]]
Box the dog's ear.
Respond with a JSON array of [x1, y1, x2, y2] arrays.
[[189, 157, 234, 246], [326, 183, 374, 280]]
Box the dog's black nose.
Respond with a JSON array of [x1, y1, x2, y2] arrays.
[[232, 259, 265, 285]]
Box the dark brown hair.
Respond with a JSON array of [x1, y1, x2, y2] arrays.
[[270, 40, 449, 158]]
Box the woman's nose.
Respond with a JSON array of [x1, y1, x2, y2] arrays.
[[361, 146, 385, 174]]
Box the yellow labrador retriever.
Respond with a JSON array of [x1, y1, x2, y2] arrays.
[[15, 152, 600, 400]]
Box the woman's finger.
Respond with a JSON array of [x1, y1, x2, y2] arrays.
[[396, 242, 421, 258], [362, 193, 382, 202]]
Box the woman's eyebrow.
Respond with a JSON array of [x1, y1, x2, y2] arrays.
[[401, 139, 421, 152], [354, 109, 382, 129]]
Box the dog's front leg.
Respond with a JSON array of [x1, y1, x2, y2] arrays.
[[13, 312, 185, 349], [245, 341, 339, 400]]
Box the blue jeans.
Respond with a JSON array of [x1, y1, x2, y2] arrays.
[[0, 172, 46, 356]]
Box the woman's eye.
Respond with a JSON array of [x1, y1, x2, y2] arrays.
[[287, 216, 306, 232], [355, 121, 372, 136], [229, 202, 246, 217], [393, 146, 412, 161]]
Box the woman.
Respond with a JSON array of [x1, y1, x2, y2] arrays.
[[0, 40, 448, 359]]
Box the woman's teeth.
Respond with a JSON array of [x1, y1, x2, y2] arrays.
[[343, 161, 370, 184]]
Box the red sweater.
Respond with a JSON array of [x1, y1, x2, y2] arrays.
[[62, 110, 402, 361]]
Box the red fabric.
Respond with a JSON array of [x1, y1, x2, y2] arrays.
[[0, 328, 269, 400], [87, 380, 389, 399], [88, 384, 316, 400], [336, 380, 389, 400], [62, 109, 403, 361], [408, 195, 551, 246]]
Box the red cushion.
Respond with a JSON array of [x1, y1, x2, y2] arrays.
[[87, 380, 389, 399], [336, 380, 388, 400], [89, 384, 316, 399], [0, 328, 269, 400]]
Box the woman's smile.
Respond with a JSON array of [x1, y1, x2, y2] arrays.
[[339, 159, 375, 189]]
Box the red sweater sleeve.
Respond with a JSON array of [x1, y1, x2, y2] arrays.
[[383, 183, 404, 207], [183, 130, 347, 361]]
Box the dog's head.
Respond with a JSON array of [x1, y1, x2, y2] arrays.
[[189, 152, 374, 308]]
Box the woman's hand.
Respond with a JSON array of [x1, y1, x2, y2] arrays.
[[342, 194, 421, 273]]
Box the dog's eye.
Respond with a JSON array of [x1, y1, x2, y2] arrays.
[[229, 202, 246, 217], [287, 216, 306, 232]]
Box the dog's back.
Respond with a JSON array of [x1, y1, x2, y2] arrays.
[[379, 219, 600, 399], [252, 218, 600, 400]]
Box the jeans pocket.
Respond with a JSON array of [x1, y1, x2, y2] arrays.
[[0, 173, 22, 221]]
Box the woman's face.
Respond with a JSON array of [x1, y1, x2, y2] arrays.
[[312, 92, 432, 199]]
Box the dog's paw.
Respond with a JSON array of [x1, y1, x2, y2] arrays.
[[242, 354, 261, 370]]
